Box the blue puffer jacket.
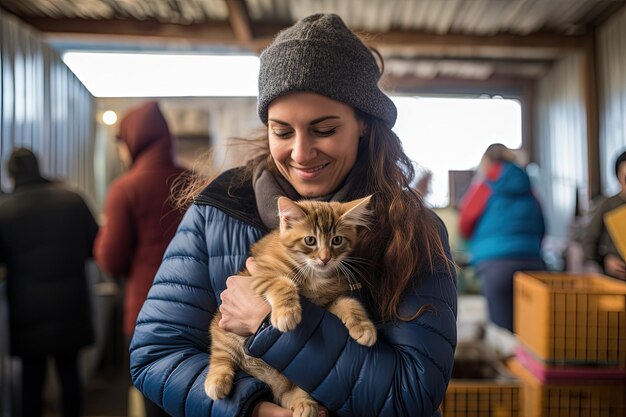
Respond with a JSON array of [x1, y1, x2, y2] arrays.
[[463, 162, 545, 265], [130, 168, 458, 417]]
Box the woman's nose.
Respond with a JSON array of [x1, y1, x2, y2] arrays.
[[291, 133, 316, 164]]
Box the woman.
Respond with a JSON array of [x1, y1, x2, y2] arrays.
[[95, 101, 187, 417], [130, 14, 457, 417], [459, 144, 545, 351]]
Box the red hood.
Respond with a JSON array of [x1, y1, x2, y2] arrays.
[[118, 101, 172, 161]]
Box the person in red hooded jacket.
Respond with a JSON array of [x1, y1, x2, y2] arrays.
[[94, 101, 187, 417]]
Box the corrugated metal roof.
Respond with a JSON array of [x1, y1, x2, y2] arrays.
[[1, 0, 624, 81], [2, 0, 620, 34], [246, 0, 620, 35]]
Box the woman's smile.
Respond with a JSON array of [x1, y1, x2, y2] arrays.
[[268, 92, 365, 197], [291, 162, 330, 180]]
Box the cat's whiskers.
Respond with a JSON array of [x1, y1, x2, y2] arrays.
[[336, 262, 361, 291], [291, 259, 313, 286], [342, 256, 373, 267], [290, 264, 306, 286], [339, 259, 372, 288]]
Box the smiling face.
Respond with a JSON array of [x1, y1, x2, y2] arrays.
[[267, 92, 365, 198]]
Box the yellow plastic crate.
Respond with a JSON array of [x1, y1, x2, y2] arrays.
[[514, 272, 626, 367], [442, 343, 522, 417], [443, 381, 522, 417], [509, 359, 626, 417]]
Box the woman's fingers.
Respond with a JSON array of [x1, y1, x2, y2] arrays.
[[218, 271, 270, 336], [246, 256, 259, 274]]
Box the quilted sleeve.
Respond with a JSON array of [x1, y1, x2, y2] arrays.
[[246, 216, 457, 417], [129, 205, 270, 417]]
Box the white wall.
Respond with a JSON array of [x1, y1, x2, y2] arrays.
[[597, 6, 626, 195], [535, 53, 587, 240], [94, 97, 261, 212]]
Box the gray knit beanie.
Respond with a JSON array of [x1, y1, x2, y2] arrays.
[[258, 13, 397, 128]]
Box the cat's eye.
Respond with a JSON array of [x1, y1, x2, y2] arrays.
[[331, 236, 343, 245], [304, 236, 317, 246]]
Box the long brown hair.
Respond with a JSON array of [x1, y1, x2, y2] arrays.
[[348, 113, 453, 322], [173, 114, 453, 323], [171, 133, 268, 209]]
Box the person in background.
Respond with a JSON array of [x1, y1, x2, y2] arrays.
[[94, 101, 187, 417], [0, 148, 98, 417], [129, 13, 457, 417], [582, 150, 626, 280], [414, 169, 433, 199], [459, 143, 545, 356]]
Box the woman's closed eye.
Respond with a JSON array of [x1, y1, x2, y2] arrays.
[[313, 127, 337, 137], [271, 129, 293, 139], [271, 127, 337, 138]]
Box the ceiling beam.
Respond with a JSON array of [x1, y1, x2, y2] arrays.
[[386, 74, 533, 97], [374, 31, 586, 60], [19, 15, 589, 59], [377, 31, 586, 50], [21, 17, 242, 44], [224, 0, 253, 43]]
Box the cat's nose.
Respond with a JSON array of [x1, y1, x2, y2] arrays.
[[319, 248, 331, 265]]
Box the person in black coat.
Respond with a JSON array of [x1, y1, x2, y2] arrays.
[[0, 148, 99, 417]]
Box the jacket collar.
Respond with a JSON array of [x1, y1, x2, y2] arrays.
[[194, 167, 267, 233]]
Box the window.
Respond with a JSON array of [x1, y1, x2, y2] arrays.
[[391, 96, 522, 207]]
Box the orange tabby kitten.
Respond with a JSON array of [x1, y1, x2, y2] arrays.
[[204, 195, 376, 417]]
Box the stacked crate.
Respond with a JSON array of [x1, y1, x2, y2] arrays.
[[511, 272, 626, 417], [442, 342, 522, 417]]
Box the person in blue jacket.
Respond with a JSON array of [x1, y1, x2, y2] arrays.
[[130, 13, 457, 417], [459, 143, 545, 345]]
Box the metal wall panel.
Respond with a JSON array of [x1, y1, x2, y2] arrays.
[[597, 7, 626, 196], [536, 53, 587, 239], [0, 10, 95, 204]]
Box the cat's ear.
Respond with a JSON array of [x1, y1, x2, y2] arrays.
[[341, 195, 373, 228], [277, 197, 307, 231]]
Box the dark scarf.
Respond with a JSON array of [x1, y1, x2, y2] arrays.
[[252, 160, 358, 230]]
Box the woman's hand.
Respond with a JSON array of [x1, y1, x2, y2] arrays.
[[251, 402, 291, 417], [604, 254, 626, 279], [219, 257, 271, 336], [251, 402, 329, 417]]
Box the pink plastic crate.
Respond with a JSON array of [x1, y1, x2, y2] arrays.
[[515, 345, 626, 383]]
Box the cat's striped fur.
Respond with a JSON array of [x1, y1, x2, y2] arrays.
[[204, 195, 376, 417]]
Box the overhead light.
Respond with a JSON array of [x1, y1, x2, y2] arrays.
[[62, 52, 260, 97], [101, 110, 118, 125]]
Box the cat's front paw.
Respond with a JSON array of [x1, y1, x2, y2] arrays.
[[291, 397, 318, 417], [348, 320, 377, 347], [271, 303, 302, 332], [204, 370, 233, 400]]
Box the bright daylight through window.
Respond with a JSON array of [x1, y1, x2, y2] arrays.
[[63, 52, 522, 208], [62, 52, 260, 97], [392, 96, 522, 207]]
